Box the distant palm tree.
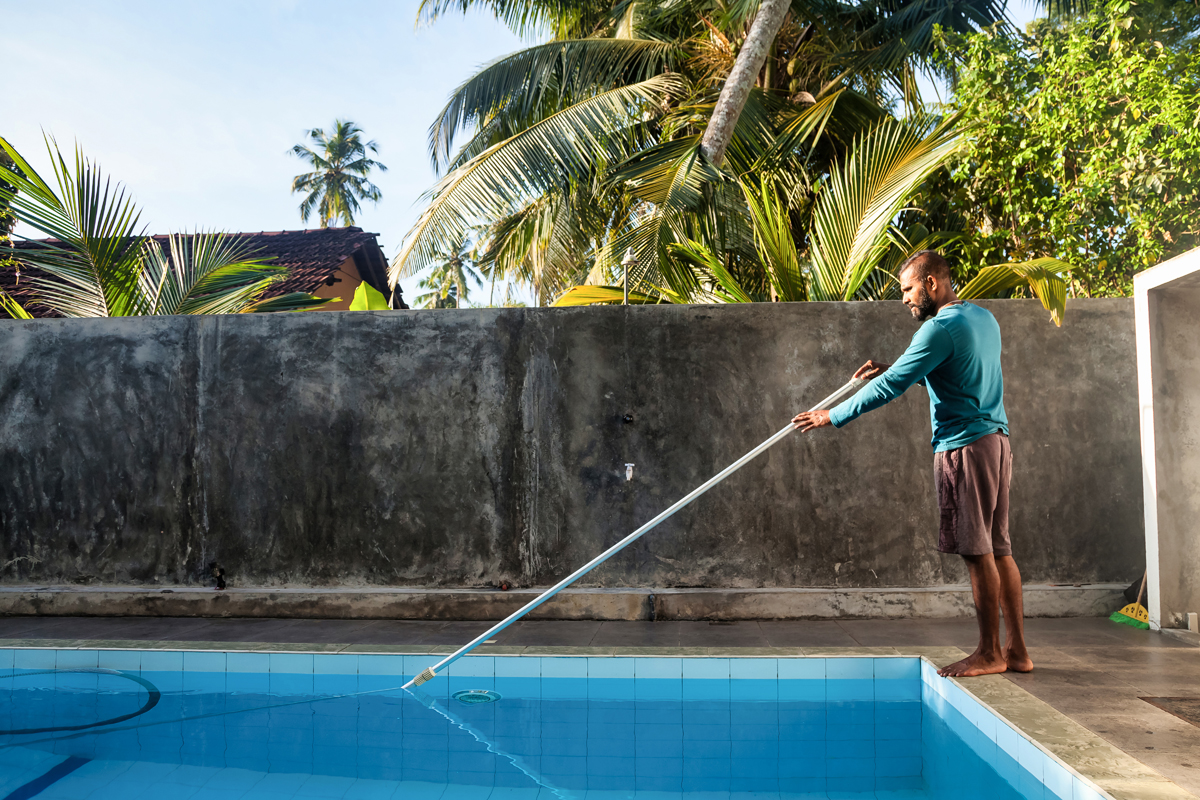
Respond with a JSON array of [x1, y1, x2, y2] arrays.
[[290, 120, 387, 228], [415, 243, 483, 308]]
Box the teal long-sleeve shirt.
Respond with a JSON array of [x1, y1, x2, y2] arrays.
[[828, 302, 1009, 452]]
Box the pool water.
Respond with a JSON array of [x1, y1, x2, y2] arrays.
[[0, 651, 1101, 800]]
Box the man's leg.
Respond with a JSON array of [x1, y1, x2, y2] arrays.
[[938, 553, 1008, 677], [996, 555, 1033, 672]]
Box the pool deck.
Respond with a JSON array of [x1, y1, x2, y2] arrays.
[[1, 615, 1197, 798]]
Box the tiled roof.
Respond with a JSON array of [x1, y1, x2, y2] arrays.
[[1, 227, 404, 317]]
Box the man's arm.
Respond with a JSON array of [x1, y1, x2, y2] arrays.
[[793, 359, 889, 431], [792, 323, 952, 431]]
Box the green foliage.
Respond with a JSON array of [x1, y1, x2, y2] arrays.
[[947, 0, 1200, 296], [414, 242, 484, 308], [0, 136, 330, 317], [394, 0, 1017, 307], [290, 120, 387, 228]]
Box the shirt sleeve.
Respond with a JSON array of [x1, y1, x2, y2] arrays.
[[828, 321, 954, 428]]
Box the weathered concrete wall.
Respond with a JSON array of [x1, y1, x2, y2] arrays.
[[1149, 287, 1200, 628], [0, 300, 1143, 591]]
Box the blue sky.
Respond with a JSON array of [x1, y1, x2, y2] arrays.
[[8, 0, 1040, 307], [6, 0, 525, 306]]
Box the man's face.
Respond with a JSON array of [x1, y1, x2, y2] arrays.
[[899, 267, 938, 321]]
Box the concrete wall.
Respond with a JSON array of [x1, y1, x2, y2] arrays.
[[0, 300, 1143, 591]]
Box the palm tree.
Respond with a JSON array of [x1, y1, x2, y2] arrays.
[[0, 136, 331, 318], [290, 120, 387, 228], [415, 243, 483, 308], [394, 0, 1068, 322]]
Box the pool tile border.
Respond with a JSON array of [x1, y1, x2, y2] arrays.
[[0, 639, 1193, 800]]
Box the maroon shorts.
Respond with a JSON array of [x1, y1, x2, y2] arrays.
[[934, 432, 1012, 557]]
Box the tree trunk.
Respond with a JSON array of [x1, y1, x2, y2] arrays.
[[699, 0, 791, 168]]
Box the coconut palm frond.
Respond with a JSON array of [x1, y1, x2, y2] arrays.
[[0, 289, 33, 319], [807, 117, 962, 301], [959, 257, 1070, 326], [392, 74, 683, 285], [0, 135, 146, 317], [417, 0, 614, 38], [430, 38, 676, 172], [741, 177, 806, 301]]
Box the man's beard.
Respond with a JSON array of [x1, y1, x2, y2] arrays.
[[908, 287, 937, 321]]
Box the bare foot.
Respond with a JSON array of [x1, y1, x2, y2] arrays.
[[1004, 647, 1034, 673], [938, 650, 1008, 678]]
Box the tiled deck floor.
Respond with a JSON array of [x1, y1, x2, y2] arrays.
[[2, 616, 1197, 796]]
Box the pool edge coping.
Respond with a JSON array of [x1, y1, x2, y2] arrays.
[[0, 640, 1193, 800]]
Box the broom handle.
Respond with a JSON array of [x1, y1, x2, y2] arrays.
[[1135, 569, 1147, 607], [402, 376, 867, 689]]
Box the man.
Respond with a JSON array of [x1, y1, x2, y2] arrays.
[[792, 251, 1033, 677]]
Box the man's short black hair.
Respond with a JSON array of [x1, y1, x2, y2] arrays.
[[898, 250, 951, 283]]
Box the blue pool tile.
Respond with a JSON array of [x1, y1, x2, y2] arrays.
[[587, 677, 635, 699], [996, 721, 1023, 760], [634, 775, 684, 792], [357, 654, 404, 676], [730, 659, 776, 680], [296, 773, 358, 797], [1073, 780, 1107, 800], [311, 653, 354, 675], [342, 779, 399, 800], [874, 678, 920, 702], [55, 649, 99, 669], [495, 657, 540, 678], [635, 658, 682, 679], [635, 679, 682, 700], [403, 654, 439, 675], [541, 658, 587, 679], [1043, 760, 1074, 800], [637, 723, 684, 742], [269, 672, 315, 695], [777, 680, 824, 703], [824, 658, 872, 680], [683, 679, 730, 701], [183, 650, 226, 672], [826, 723, 874, 742], [88, 649, 136, 673], [13, 649, 56, 670], [1017, 736, 1045, 782], [449, 656, 494, 678], [730, 681, 777, 702], [268, 652, 315, 674], [873, 658, 920, 680], [778, 777, 826, 794], [224, 651, 270, 673], [541, 677, 588, 699], [495, 676, 540, 698], [876, 756, 922, 777], [140, 649, 184, 672], [683, 658, 729, 680], [730, 723, 778, 742], [825, 679, 872, 702], [826, 702, 874, 727], [777, 658, 824, 680], [874, 738, 920, 758], [588, 658, 634, 679]]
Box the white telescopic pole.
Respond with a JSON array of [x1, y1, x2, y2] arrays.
[[403, 376, 866, 689]]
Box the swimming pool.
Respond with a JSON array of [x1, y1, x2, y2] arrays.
[[0, 649, 1105, 800]]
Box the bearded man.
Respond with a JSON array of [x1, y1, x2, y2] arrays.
[[792, 251, 1033, 677]]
